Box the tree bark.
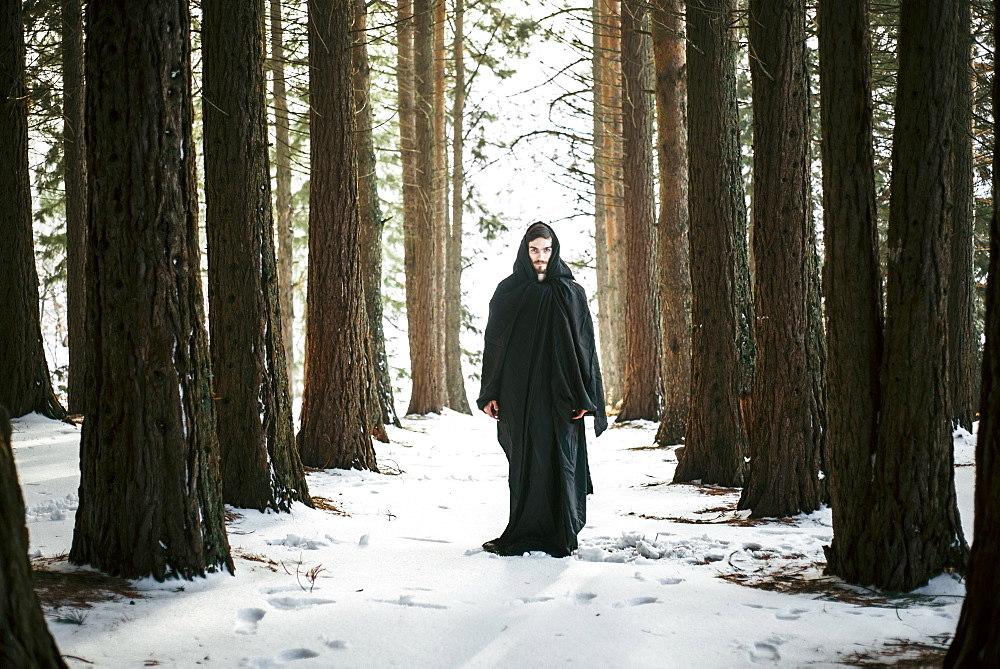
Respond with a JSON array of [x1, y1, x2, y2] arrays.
[[849, 0, 969, 590], [0, 407, 67, 668], [818, 0, 883, 579], [650, 0, 690, 445], [673, 0, 753, 486], [446, 0, 472, 414], [63, 0, 87, 415], [269, 0, 295, 383], [739, 0, 823, 518], [70, 0, 233, 580], [944, 7, 1000, 657], [948, 0, 977, 433], [433, 0, 461, 413], [592, 0, 624, 412], [0, 0, 66, 421], [616, 0, 660, 422], [354, 0, 400, 431], [203, 0, 311, 511], [406, 0, 444, 415], [298, 0, 380, 471]]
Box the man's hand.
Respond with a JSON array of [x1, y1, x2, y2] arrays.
[[571, 409, 587, 420], [483, 400, 499, 420]]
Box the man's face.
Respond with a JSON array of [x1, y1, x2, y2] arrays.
[[528, 237, 553, 278]]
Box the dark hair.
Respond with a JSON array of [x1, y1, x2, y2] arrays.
[[525, 222, 552, 242]]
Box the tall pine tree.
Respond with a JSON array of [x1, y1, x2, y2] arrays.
[[202, 0, 311, 510], [70, 0, 233, 580]]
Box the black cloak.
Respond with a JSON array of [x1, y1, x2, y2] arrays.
[[477, 223, 607, 557]]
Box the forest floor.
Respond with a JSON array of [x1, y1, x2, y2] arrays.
[[11, 409, 975, 667]]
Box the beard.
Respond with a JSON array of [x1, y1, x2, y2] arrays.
[[534, 262, 547, 281]]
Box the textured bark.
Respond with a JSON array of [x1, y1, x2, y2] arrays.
[[673, 0, 753, 487], [434, 0, 460, 413], [0, 0, 66, 421], [406, 0, 444, 415], [850, 0, 969, 590], [70, 0, 233, 580], [298, 0, 380, 471], [0, 408, 67, 668], [945, 13, 1000, 655], [395, 0, 420, 409], [739, 0, 823, 518], [203, 0, 311, 511], [446, 0, 472, 414], [616, 0, 660, 422], [650, 0, 690, 445], [592, 0, 624, 411], [63, 0, 88, 415], [818, 0, 883, 579], [948, 0, 977, 433], [269, 0, 295, 380], [354, 0, 400, 431]]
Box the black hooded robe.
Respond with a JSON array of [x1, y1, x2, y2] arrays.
[[477, 224, 607, 557]]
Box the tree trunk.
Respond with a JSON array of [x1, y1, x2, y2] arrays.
[[406, 0, 444, 415], [616, 0, 660, 422], [203, 0, 311, 511], [944, 9, 1000, 655], [0, 0, 66, 421], [433, 0, 459, 413], [818, 0, 883, 579], [298, 0, 380, 471], [446, 0, 472, 415], [673, 0, 753, 487], [354, 0, 400, 431], [650, 0, 690, 445], [70, 0, 233, 580], [63, 0, 87, 415], [269, 0, 295, 383], [738, 0, 823, 518], [592, 0, 624, 412], [0, 407, 67, 668], [948, 0, 976, 433], [396, 0, 420, 410], [849, 0, 969, 590]]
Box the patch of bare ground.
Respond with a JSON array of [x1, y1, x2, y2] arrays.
[[311, 495, 350, 516], [233, 549, 280, 572], [31, 554, 142, 610], [719, 561, 956, 609], [635, 481, 741, 496], [622, 509, 796, 527], [839, 635, 950, 666], [627, 444, 671, 451]]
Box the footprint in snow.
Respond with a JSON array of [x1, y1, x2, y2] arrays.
[[242, 648, 320, 667], [234, 608, 266, 635], [658, 577, 683, 586], [747, 641, 781, 663], [321, 637, 347, 649], [613, 596, 658, 608], [573, 592, 598, 603], [515, 596, 554, 605], [775, 607, 809, 621], [268, 596, 335, 611], [374, 595, 448, 609], [277, 649, 320, 661], [259, 586, 301, 595]]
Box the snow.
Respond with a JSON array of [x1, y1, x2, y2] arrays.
[[10, 410, 975, 667]]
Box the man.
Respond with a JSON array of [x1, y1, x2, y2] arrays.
[[477, 222, 607, 557]]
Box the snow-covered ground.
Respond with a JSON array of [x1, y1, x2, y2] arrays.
[[11, 410, 975, 667]]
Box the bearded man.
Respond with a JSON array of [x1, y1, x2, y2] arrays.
[[477, 222, 607, 557]]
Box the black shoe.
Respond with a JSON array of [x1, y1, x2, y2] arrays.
[[482, 539, 502, 554]]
